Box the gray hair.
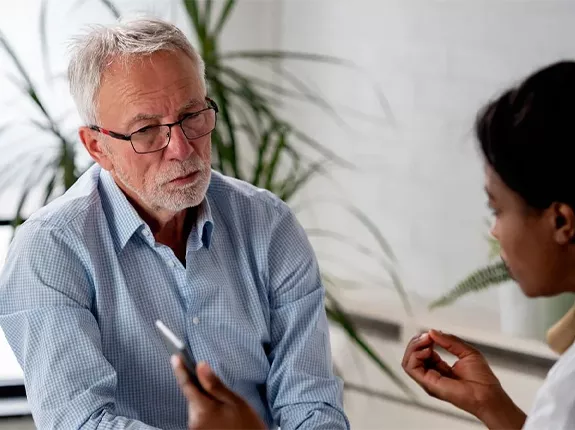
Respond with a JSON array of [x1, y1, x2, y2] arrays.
[[68, 17, 206, 124]]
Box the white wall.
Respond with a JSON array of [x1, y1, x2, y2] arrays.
[[278, 0, 575, 312]]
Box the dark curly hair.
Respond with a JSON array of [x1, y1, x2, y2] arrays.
[[477, 61, 575, 210]]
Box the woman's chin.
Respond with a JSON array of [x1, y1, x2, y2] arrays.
[[516, 281, 542, 298], [518, 282, 558, 298]]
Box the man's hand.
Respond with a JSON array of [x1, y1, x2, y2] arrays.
[[402, 330, 526, 429], [171, 355, 267, 430]]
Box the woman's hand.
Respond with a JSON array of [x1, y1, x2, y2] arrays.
[[402, 330, 526, 429]]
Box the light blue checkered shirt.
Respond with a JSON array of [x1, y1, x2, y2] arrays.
[[0, 165, 348, 430]]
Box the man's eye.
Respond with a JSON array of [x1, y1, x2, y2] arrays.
[[135, 125, 157, 134], [183, 112, 201, 120]]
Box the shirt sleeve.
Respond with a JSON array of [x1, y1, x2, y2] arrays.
[[0, 221, 160, 430], [523, 344, 575, 430], [265, 205, 350, 430]]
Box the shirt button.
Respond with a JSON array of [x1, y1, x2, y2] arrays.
[[143, 229, 150, 237], [192, 317, 200, 325], [167, 260, 175, 268]]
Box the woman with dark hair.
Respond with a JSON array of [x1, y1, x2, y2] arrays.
[[402, 61, 575, 429]]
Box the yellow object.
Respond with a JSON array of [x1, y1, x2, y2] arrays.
[[547, 304, 575, 354]]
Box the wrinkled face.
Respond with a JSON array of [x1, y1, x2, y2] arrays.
[[485, 164, 574, 297], [91, 50, 212, 213]]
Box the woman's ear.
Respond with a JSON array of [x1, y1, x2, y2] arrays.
[[552, 202, 575, 245]]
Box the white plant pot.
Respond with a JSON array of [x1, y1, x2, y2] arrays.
[[498, 280, 575, 342]]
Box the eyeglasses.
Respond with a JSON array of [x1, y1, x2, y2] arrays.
[[89, 98, 219, 154]]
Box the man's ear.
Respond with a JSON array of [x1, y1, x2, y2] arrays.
[[551, 202, 575, 245], [78, 126, 113, 171]]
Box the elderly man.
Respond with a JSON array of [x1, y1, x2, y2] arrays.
[[0, 18, 348, 429]]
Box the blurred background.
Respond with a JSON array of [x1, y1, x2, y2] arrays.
[[1, 0, 575, 428]]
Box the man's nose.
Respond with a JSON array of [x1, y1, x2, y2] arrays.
[[164, 125, 194, 160]]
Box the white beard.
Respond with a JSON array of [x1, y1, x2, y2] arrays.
[[112, 157, 211, 212]]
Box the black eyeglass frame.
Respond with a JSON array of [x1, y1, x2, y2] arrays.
[[89, 97, 219, 154]]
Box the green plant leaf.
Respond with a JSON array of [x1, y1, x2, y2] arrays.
[[59, 140, 78, 189], [292, 129, 353, 170], [429, 261, 510, 310], [40, 0, 51, 83], [314, 252, 391, 288], [264, 125, 287, 190], [42, 169, 58, 206], [217, 61, 366, 134], [0, 29, 63, 134], [251, 127, 272, 187], [221, 50, 356, 68], [211, 80, 240, 179], [203, 0, 213, 32], [11, 188, 30, 232], [341, 203, 412, 315], [280, 159, 328, 202], [184, 0, 206, 42], [0, 153, 46, 193], [269, 64, 347, 126], [324, 285, 417, 399], [9, 156, 56, 233], [0, 30, 34, 90], [210, 128, 226, 173], [487, 236, 500, 261], [97, 0, 121, 18], [211, 0, 235, 37], [308, 227, 410, 317]]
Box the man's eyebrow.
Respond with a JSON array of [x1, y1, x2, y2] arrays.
[[125, 99, 205, 130], [179, 99, 205, 112], [126, 113, 162, 130]]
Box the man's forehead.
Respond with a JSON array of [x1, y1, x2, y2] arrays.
[[97, 53, 205, 127], [100, 52, 202, 95], [119, 98, 203, 127]]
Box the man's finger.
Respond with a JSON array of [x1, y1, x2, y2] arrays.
[[402, 332, 433, 369], [428, 330, 478, 359], [171, 355, 208, 406], [196, 361, 238, 405]]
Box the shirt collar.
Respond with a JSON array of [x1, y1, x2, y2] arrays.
[[189, 196, 214, 251], [99, 168, 214, 253], [99, 169, 146, 252]]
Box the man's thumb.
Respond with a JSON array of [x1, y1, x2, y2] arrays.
[[197, 362, 238, 404]]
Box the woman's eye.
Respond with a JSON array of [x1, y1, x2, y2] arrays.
[[486, 202, 500, 215]]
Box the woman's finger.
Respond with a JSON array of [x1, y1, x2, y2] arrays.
[[429, 330, 479, 359], [402, 332, 434, 369]]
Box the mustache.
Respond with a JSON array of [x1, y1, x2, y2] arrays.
[[157, 158, 207, 184]]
